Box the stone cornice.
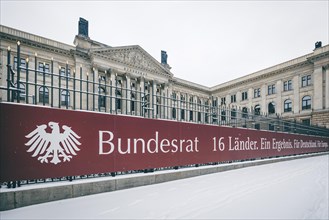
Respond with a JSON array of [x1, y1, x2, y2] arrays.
[[171, 77, 210, 94], [90, 45, 173, 78], [0, 25, 75, 58], [210, 45, 329, 93]]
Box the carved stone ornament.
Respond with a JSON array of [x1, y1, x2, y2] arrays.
[[92, 47, 169, 75]]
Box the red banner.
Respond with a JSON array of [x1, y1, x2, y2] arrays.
[[1, 103, 328, 182]]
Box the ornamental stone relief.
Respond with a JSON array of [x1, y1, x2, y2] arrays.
[[94, 48, 166, 74]]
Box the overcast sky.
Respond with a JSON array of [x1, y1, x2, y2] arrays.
[[1, 1, 328, 87]]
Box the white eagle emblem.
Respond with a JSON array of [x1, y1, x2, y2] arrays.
[[25, 122, 81, 165]]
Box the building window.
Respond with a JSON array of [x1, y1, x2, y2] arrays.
[[38, 62, 50, 73], [172, 108, 177, 119], [221, 110, 226, 121], [284, 99, 292, 112], [61, 90, 70, 106], [254, 104, 261, 115], [14, 57, 26, 70], [205, 112, 209, 123], [268, 84, 276, 95], [242, 107, 248, 118], [189, 96, 194, 104], [231, 94, 236, 103], [242, 91, 248, 101], [98, 87, 106, 108], [180, 94, 185, 103], [189, 110, 193, 121], [13, 83, 26, 101], [231, 109, 237, 120], [131, 100, 136, 112], [268, 102, 275, 114], [60, 67, 71, 78], [301, 75, 311, 87], [172, 92, 177, 100], [254, 88, 261, 98], [283, 80, 292, 91], [181, 109, 185, 120], [221, 97, 226, 105], [197, 98, 202, 106], [198, 112, 201, 122], [212, 98, 217, 107], [39, 86, 49, 104], [302, 96, 311, 110], [284, 122, 291, 132], [301, 118, 310, 126]]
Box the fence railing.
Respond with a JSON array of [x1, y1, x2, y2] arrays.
[[1, 42, 329, 138], [1, 42, 329, 189]]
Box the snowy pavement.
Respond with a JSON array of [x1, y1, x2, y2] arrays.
[[1, 154, 328, 219]]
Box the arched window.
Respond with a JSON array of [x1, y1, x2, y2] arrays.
[[242, 107, 248, 118], [254, 105, 261, 115], [268, 102, 275, 114], [131, 92, 136, 112], [116, 89, 122, 110], [284, 99, 292, 112], [98, 87, 106, 108], [231, 108, 237, 120], [61, 90, 70, 106], [13, 83, 26, 101], [172, 107, 177, 119], [302, 96, 311, 110], [39, 86, 49, 104], [221, 110, 226, 121]]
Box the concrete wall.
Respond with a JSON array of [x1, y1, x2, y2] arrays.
[[1, 152, 327, 211]]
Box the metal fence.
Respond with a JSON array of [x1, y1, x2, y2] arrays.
[[1, 42, 329, 188], [1, 42, 329, 138]]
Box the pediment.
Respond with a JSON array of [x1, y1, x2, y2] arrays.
[[90, 45, 171, 76]]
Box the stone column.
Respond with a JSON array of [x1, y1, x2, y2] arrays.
[[276, 80, 282, 115], [226, 94, 230, 106], [167, 83, 173, 119], [139, 77, 145, 116], [313, 66, 323, 110], [325, 66, 329, 109], [52, 61, 60, 108], [153, 81, 157, 118], [236, 91, 241, 104], [248, 88, 253, 109], [110, 72, 116, 113], [126, 74, 131, 114], [177, 91, 181, 121], [93, 67, 99, 111], [261, 84, 266, 114], [293, 75, 300, 113]]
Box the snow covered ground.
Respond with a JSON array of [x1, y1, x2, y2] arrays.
[[1, 154, 328, 219]]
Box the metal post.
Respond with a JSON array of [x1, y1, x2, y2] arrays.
[[110, 75, 112, 113], [6, 46, 11, 101], [26, 58, 29, 104], [73, 70, 76, 110], [42, 62, 46, 106], [115, 74, 117, 114], [93, 69, 95, 111], [16, 41, 21, 103], [86, 72, 89, 110], [98, 75, 101, 112], [51, 57, 54, 107], [58, 66, 61, 108], [104, 71, 107, 113], [65, 62, 69, 109], [34, 53, 38, 104], [80, 65, 82, 110]]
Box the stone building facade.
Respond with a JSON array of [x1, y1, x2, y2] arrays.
[[1, 22, 329, 128]]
